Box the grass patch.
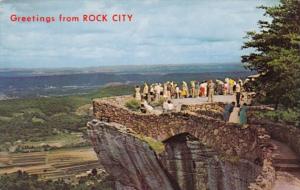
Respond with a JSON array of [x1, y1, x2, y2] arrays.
[[75, 104, 91, 116], [136, 135, 165, 154], [254, 108, 300, 126], [150, 97, 165, 107], [24, 132, 84, 147], [125, 99, 141, 111], [219, 154, 240, 164], [0, 116, 12, 122]]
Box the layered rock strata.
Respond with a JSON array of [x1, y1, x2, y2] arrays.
[[89, 98, 277, 190], [161, 133, 261, 190], [87, 120, 177, 190], [88, 120, 262, 190]]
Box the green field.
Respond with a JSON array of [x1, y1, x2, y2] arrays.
[[0, 85, 133, 151], [0, 147, 114, 189]]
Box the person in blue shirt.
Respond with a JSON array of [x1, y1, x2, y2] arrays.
[[223, 102, 235, 122], [239, 103, 248, 126]]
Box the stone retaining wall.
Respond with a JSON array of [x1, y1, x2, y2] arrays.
[[181, 103, 225, 120], [249, 118, 300, 158], [92, 98, 276, 190], [93, 99, 266, 160], [246, 112, 300, 190], [248, 127, 275, 190]]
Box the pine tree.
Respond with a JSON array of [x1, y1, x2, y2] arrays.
[[242, 0, 300, 109]]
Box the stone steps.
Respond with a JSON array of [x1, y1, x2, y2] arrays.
[[274, 163, 300, 172], [273, 158, 300, 165], [289, 171, 300, 179], [271, 140, 300, 175]]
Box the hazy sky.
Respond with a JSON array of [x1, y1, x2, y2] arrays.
[[0, 0, 278, 68]]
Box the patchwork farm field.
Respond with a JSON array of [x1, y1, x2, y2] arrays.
[[0, 147, 100, 180], [0, 85, 132, 184]]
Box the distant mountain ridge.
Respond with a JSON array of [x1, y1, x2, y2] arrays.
[[0, 70, 253, 99], [0, 63, 245, 77], [0, 63, 253, 99]]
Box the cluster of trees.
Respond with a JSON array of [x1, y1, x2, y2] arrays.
[[0, 171, 113, 190], [242, 0, 300, 109], [0, 107, 87, 145], [0, 85, 132, 146]]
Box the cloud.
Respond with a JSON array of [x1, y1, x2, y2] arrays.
[[0, 0, 279, 68]]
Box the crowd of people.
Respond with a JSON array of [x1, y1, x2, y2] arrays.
[[134, 78, 245, 105], [133, 78, 248, 126]]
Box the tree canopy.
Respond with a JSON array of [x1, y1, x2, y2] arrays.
[[0, 171, 113, 190], [242, 0, 300, 108]]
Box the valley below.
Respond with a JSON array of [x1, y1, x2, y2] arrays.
[[0, 147, 100, 181]]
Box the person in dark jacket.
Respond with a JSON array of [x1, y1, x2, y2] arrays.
[[223, 102, 235, 122]]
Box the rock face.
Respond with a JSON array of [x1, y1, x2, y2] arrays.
[[87, 120, 177, 190], [88, 120, 262, 190], [160, 133, 261, 190], [160, 133, 217, 190], [89, 98, 277, 190]]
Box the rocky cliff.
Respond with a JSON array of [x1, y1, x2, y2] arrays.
[[160, 133, 261, 190], [87, 120, 177, 190], [88, 120, 265, 190], [88, 98, 276, 190]]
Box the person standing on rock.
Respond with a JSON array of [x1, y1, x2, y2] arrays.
[[229, 78, 235, 94], [163, 82, 168, 98], [223, 102, 235, 122], [175, 85, 181, 99], [236, 81, 242, 107], [190, 80, 196, 98], [195, 81, 200, 98], [207, 80, 215, 102], [203, 81, 208, 97], [143, 82, 149, 101], [199, 82, 204, 97], [167, 82, 172, 99], [223, 82, 228, 95], [134, 85, 141, 101], [154, 83, 161, 101], [170, 82, 176, 99], [181, 81, 189, 98], [239, 103, 248, 127]]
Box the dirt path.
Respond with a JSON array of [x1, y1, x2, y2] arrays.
[[273, 172, 300, 190], [271, 140, 300, 190]]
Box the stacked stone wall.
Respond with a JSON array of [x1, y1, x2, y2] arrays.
[[92, 98, 276, 190], [181, 103, 225, 120], [249, 118, 300, 158], [93, 99, 264, 160]]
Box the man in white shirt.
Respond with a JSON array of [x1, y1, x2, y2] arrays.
[[163, 100, 174, 113]]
